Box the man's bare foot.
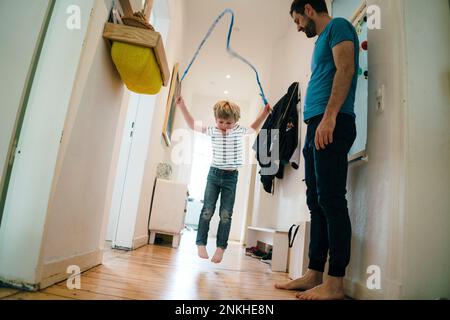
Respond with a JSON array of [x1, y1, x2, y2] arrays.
[[197, 246, 209, 259], [274, 269, 323, 291], [296, 276, 345, 300], [211, 247, 225, 263]]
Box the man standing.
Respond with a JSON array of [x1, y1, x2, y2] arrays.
[[275, 0, 359, 300]]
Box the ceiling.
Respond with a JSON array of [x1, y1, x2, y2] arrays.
[[180, 0, 294, 103]]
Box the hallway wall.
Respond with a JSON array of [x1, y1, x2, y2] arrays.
[[401, 0, 450, 299], [250, 18, 314, 231], [0, 0, 97, 288], [132, 0, 189, 243], [38, 0, 127, 288], [343, 0, 409, 299], [345, 0, 450, 300]]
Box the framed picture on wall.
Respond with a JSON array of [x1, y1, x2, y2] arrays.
[[162, 63, 181, 147]]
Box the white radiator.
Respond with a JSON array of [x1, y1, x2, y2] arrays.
[[148, 178, 188, 248]]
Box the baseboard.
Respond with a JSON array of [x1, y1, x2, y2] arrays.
[[0, 278, 39, 292], [344, 277, 385, 300], [39, 249, 103, 289], [132, 235, 149, 249]]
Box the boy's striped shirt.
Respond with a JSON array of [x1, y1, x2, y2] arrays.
[[206, 125, 248, 170]]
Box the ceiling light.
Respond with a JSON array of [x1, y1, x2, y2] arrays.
[[226, 75, 231, 79], [224, 90, 229, 94]]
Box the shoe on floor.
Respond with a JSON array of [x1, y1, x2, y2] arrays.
[[245, 246, 258, 256], [251, 250, 266, 259], [260, 250, 272, 264]]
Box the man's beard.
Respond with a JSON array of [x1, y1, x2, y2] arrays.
[[304, 17, 317, 38]]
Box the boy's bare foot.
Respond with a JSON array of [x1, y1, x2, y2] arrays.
[[211, 247, 225, 263], [274, 269, 323, 291], [296, 276, 345, 300], [197, 246, 209, 259]]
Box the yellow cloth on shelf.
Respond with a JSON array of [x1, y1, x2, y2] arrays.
[[111, 41, 162, 95]]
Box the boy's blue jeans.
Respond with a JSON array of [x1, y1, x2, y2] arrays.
[[196, 167, 238, 249]]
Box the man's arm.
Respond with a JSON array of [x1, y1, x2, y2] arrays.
[[249, 104, 271, 133], [176, 96, 206, 133], [315, 40, 355, 150]]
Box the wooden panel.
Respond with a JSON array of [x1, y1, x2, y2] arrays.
[[103, 22, 159, 48], [143, 0, 154, 21], [119, 0, 133, 17], [103, 23, 170, 86], [155, 37, 170, 86], [39, 249, 102, 290]]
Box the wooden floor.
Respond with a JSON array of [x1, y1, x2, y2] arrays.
[[1, 230, 297, 300]]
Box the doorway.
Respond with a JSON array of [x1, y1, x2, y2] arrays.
[[184, 133, 212, 230], [105, 0, 170, 249], [0, 0, 55, 227]]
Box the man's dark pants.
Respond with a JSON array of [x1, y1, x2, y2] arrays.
[[303, 113, 356, 277]]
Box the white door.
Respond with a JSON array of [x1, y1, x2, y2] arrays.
[[106, 93, 139, 242], [113, 94, 156, 248], [106, 0, 170, 248]]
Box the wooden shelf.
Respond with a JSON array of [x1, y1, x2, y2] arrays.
[[247, 226, 288, 234], [103, 22, 170, 87], [246, 226, 289, 272]]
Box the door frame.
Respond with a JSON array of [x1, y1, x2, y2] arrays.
[[0, 0, 56, 226]]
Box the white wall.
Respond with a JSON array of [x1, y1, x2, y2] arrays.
[[0, 0, 49, 196], [250, 23, 314, 231], [39, 0, 125, 275], [132, 0, 188, 242], [401, 0, 450, 299], [0, 0, 95, 287], [343, 0, 409, 299], [345, 0, 450, 300]]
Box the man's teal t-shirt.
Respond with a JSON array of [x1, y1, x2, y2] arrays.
[[304, 18, 359, 121]]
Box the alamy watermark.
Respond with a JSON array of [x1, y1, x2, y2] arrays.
[[366, 265, 382, 290], [66, 265, 81, 290], [66, 5, 81, 30], [367, 5, 382, 30]]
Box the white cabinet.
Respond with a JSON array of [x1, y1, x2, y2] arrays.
[[148, 179, 188, 248]]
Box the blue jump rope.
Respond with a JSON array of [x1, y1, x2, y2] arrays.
[[180, 9, 269, 107]]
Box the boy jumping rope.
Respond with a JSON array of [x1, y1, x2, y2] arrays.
[[176, 96, 271, 263]]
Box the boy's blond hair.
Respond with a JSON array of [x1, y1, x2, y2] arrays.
[[213, 100, 241, 122]]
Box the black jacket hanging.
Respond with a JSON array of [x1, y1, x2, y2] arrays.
[[253, 82, 300, 194]]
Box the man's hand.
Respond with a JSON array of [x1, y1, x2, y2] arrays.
[[315, 115, 336, 150]]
